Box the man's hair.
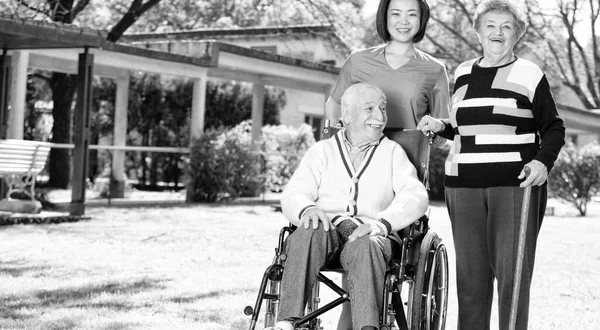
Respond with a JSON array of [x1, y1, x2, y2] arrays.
[[341, 83, 386, 122], [376, 0, 431, 43]]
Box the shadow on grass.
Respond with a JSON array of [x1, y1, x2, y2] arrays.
[[36, 278, 167, 306], [170, 288, 254, 304], [0, 278, 166, 321], [0, 259, 52, 278]]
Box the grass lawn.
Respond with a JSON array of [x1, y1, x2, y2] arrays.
[[0, 198, 599, 330]]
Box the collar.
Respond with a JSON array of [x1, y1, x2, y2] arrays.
[[342, 129, 381, 151]]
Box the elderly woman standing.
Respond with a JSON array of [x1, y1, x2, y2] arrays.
[[417, 0, 565, 329]]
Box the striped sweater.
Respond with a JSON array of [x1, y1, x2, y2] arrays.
[[439, 57, 565, 188], [281, 130, 428, 232]]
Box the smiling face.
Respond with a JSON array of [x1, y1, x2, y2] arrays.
[[476, 10, 518, 60], [387, 0, 421, 43], [345, 88, 388, 145]]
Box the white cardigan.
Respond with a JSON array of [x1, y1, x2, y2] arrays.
[[281, 130, 428, 231]]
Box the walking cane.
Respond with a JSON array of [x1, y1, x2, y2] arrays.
[[508, 167, 532, 330]]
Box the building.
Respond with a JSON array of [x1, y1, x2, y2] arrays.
[[123, 24, 350, 139]]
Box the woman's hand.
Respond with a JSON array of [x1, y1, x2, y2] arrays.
[[417, 115, 445, 135], [518, 160, 548, 187], [300, 207, 332, 231]]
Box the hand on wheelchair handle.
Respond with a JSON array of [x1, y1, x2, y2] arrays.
[[300, 207, 332, 231], [416, 115, 445, 135]]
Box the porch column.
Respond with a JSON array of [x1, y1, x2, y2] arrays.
[[0, 52, 11, 199], [190, 73, 208, 140], [70, 49, 94, 216], [0, 52, 10, 140], [8, 51, 28, 139], [186, 73, 208, 203], [110, 75, 130, 198], [251, 81, 265, 149]]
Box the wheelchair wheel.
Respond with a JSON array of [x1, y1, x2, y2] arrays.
[[410, 231, 449, 330]]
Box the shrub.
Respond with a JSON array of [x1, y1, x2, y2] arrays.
[[186, 125, 260, 203], [185, 121, 316, 203], [261, 123, 316, 192], [548, 140, 600, 216]]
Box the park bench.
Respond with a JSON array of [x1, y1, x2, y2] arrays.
[[0, 139, 51, 213]]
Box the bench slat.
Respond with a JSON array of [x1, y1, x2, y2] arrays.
[[0, 148, 50, 154], [0, 140, 51, 178]]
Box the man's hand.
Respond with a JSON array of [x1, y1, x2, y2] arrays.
[[518, 160, 548, 188], [300, 207, 332, 231], [347, 223, 386, 242]]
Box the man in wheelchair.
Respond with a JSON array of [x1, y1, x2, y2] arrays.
[[273, 83, 429, 330]]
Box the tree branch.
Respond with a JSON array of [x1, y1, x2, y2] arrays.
[[71, 0, 91, 18], [106, 0, 162, 42], [16, 0, 49, 16], [558, 1, 599, 106], [425, 35, 464, 65], [449, 0, 474, 27], [429, 16, 481, 54], [589, 0, 600, 89]]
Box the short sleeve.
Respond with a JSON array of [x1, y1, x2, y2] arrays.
[[429, 66, 450, 119], [329, 55, 354, 104]]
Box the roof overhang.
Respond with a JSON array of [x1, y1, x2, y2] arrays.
[[1, 16, 338, 93], [0, 16, 106, 49], [557, 104, 600, 135]]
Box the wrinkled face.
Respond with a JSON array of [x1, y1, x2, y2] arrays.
[[476, 10, 518, 59], [346, 89, 388, 145], [387, 0, 421, 43]]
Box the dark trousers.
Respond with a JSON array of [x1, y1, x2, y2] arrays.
[[445, 186, 547, 330]]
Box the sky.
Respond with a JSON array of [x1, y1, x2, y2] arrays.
[[362, 0, 378, 18]]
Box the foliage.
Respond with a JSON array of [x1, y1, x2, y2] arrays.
[[23, 71, 53, 142], [205, 81, 283, 129], [261, 122, 316, 192], [124, 0, 365, 51], [548, 140, 600, 216], [4, 0, 162, 188], [186, 120, 315, 202], [186, 125, 260, 203]]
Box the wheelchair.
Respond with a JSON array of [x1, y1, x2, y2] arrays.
[[245, 122, 449, 330]]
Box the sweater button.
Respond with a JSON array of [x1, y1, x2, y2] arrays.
[[349, 200, 356, 206], [352, 177, 359, 184]]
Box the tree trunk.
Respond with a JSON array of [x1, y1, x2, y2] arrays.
[[48, 72, 77, 189]]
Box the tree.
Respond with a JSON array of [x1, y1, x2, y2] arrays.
[[6, 0, 367, 188], [7, 0, 161, 188], [426, 0, 600, 109]]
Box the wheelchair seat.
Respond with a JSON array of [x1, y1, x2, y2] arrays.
[[245, 121, 449, 330]]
